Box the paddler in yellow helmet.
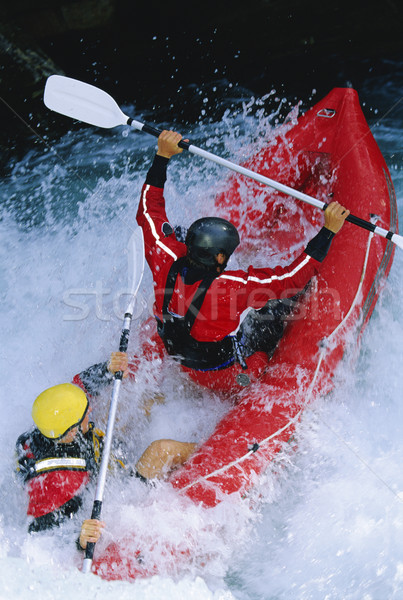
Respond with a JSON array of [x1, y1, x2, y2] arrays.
[[32, 383, 90, 440], [16, 352, 196, 550]]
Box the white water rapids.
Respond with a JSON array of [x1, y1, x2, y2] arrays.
[[1, 73, 402, 599]]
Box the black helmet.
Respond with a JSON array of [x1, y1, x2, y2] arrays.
[[185, 217, 240, 268]]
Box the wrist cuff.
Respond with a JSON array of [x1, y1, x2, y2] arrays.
[[77, 361, 112, 396], [145, 154, 169, 187], [305, 227, 335, 262]]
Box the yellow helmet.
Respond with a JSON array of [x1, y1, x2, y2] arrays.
[[32, 383, 89, 440]]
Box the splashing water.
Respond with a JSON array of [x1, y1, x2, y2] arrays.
[[1, 70, 403, 599]]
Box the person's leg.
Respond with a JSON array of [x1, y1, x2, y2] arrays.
[[140, 391, 166, 418], [135, 439, 197, 480], [238, 294, 302, 358]]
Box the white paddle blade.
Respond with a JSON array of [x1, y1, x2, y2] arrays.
[[44, 75, 129, 128], [126, 227, 145, 313]]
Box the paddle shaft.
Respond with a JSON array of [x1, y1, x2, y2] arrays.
[[82, 229, 144, 574], [43, 75, 401, 249], [128, 119, 401, 248], [81, 314, 131, 573]]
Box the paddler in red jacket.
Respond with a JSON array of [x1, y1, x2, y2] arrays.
[[16, 352, 196, 550], [136, 130, 350, 393]]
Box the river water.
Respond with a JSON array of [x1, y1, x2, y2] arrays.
[[1, 59, 403, 599]]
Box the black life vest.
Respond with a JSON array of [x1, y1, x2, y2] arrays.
[[156, 257, 244, 371], [16, 423, 102, 484], [16, 424, 104, 532]]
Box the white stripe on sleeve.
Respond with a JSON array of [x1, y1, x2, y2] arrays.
[[220, 254, 311, 286], [141, 185, 178, 260]]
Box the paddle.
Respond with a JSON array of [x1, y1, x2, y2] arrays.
[[82, 227, 145, 574], [44, 75, 403, 251]]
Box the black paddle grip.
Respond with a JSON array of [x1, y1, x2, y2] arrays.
[[141, 122, 190, 150], [345, 213, 376, 233], [84, 500, 103, 560], [91, 500, 102, 520], [85, 541, 95, 560], [113, 314, 132, 380], [119, 326, 130, 352], [141, 123, 162, 138], [322, 203, 376, 234]]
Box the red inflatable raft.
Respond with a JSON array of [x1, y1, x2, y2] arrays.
[[93, 87, 397, 580]]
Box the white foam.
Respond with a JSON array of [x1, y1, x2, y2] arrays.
[[1, 85, 402, 599]]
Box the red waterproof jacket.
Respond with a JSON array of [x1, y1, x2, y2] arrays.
[[17, 363, 110, 532], [137, 183, 320, 341], [136, 155, 332, 391]]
